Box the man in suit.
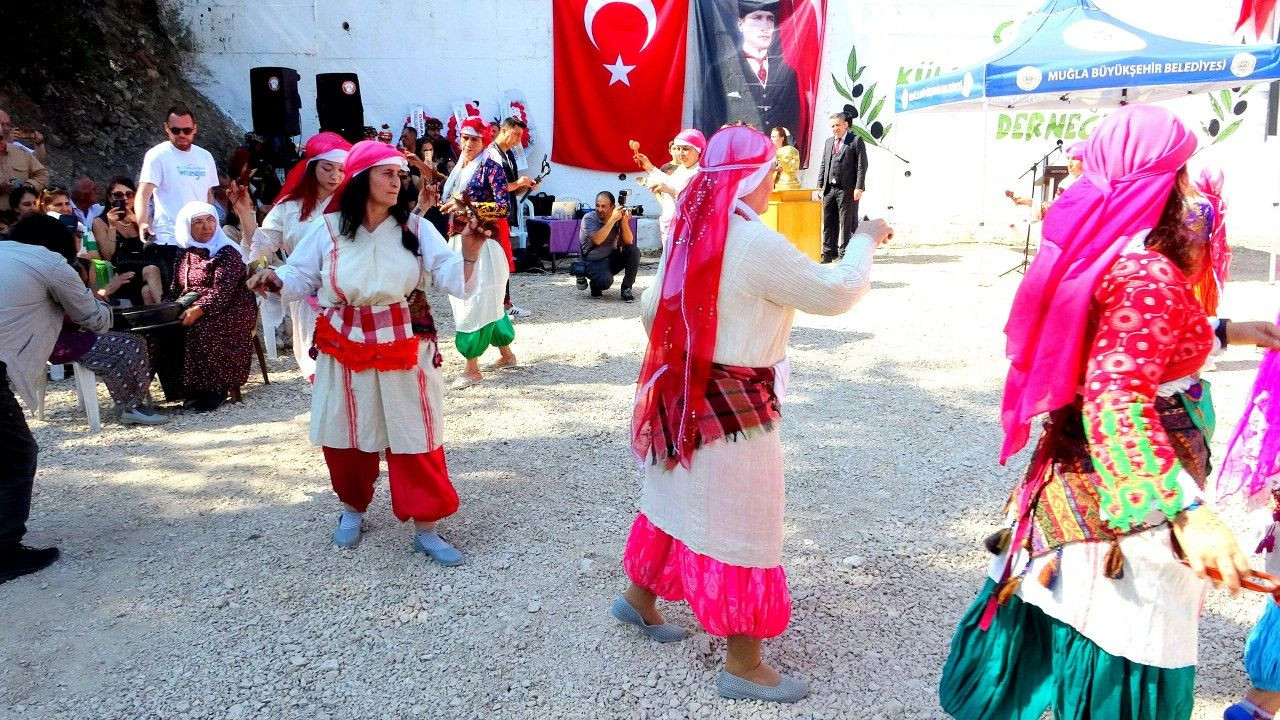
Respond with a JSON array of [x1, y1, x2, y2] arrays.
[[817, 111, 868, 262], [733, 1, 800, 135]]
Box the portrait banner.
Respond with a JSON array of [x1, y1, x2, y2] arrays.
[[690, 0, 827, 162]]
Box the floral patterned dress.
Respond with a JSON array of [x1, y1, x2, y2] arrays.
[[167, 246, 259, 395]]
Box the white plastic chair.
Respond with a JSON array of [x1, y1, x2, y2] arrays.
[[34, 363, 102, 434]]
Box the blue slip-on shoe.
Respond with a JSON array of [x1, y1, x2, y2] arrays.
[[1225, 702, 1272, 720], [609, 596, 689, 643], [331, 513, 363, 549], [412, 531, 464, 566], [716, 669, 808, 703]]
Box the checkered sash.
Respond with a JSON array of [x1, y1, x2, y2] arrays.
[[322, 303, 413, 345], [646, 363, 781, 468], [314, 303, 423, 373]]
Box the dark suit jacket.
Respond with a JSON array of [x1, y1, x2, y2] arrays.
[[817, 134, 868, 192], [735, 54, 800, 137]]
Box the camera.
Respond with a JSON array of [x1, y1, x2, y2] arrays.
[[617, 189, 644, 217]]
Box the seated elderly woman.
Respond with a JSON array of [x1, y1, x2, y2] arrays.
[[155, 197, 258, 412], [8, 214, 166, 425]]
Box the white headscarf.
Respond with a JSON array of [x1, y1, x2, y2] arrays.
[[175, 201, 247, 262]]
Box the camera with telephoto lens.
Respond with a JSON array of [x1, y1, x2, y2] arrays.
[[616, 189, 644, 217]]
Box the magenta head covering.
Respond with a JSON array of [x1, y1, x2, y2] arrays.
[[323, 141, 408, 213], [632, 126, 773, 469], [672, 129, 707, 154], [998, 105, 1197, 463], [1064, 142, 1086, 161], [276, 132, 351, 206]]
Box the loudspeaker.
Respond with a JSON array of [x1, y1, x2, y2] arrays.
[[316, 73, 364, 143], [249, 67, 301, 137]]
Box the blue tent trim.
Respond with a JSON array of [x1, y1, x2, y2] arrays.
[[898, 0, 1280, 112]]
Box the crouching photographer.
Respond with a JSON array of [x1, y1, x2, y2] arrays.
[[575, 191, 640, 302]]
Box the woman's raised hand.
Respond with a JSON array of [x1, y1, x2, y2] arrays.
[[246, 268, 283, 296], [1172, 505, 1251, 594]]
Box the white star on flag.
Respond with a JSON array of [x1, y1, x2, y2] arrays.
[[603, 55, 636, 86]]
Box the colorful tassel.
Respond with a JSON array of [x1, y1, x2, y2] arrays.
[[984, 528, 1012, 556], [996, 576, 1022, 606], [1038, 548, 1062, 590], [1104, 540, 1125, 580]]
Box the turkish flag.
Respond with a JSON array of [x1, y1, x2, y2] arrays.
[[553, 0, 689, 171]]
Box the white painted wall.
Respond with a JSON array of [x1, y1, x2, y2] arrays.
[[178, 0, 1280, 244]]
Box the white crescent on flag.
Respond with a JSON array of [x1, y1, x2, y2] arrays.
[[583, 0, 657, 52]]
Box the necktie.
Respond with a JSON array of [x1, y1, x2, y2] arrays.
[[757, 60, 768, 85]]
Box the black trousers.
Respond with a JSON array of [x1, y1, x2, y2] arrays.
[[821, 187, 860, 260], [586, 244, 641, 295], [0, 362, 38, 550], [144, 243, 181, 292]]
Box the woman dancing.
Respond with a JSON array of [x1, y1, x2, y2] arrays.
[[939, 105, 1280, 720], [613, 126, 890, 702], [248, 141, 486, 565], [440, 117, 515, 389], [248, 132, 350, 381]]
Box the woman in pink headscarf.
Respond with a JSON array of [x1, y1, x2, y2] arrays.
[[248, 132, 351, 380], [248, 141, 487, 566], [940, 106, 1280, 720], [632, 128, 705, 243], [610, 126, 891, 703]]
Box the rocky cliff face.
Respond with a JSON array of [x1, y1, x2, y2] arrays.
[[4, 0, 243, 185]]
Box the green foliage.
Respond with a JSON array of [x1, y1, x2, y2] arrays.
[[1203, 85, 1253, 145], [832, 45, 892, 146]]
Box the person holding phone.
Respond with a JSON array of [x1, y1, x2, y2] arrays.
[[92, 178, 163, 305]]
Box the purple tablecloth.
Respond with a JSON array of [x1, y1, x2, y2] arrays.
[[526, 217, 639, 255]]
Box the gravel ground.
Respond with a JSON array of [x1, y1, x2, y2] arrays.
[[2, 241, 1277, 720]]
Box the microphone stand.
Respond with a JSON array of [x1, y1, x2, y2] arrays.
[[1000, 142, 1062, 277]]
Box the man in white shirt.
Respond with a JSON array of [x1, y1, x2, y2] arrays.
[[135, 103, 219, 282]]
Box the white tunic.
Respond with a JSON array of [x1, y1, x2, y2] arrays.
[[251, 199, 321, 378], [638, 215, 874, 567], [647, 163, 699, 241], [276, 213, 475, 454]]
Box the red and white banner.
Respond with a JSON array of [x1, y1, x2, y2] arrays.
[[553, 0, 690, 171]]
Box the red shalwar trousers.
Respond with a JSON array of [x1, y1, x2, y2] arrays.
[[321, 446, 458, 522]]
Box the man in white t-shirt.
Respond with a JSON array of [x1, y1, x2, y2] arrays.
[[135, 103, 219, 282]]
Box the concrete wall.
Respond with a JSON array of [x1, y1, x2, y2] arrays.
[[177, 0, 1280, 245]]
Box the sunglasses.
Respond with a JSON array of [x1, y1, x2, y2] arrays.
[[110, 190, 135, 199], [168, 126, 195, 136]]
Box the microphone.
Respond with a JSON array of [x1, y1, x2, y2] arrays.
[[1056, 140, 1063, 147]]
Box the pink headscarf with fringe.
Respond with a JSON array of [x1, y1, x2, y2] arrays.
[[999, 105, 1198, 463], [1217, 326, 1280, 502], [323, 141, 407, 214], [632, 126, 773, 469]]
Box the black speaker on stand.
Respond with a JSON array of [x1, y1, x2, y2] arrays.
[[249, 67, 301, 137], [316, 73, 365, 144]]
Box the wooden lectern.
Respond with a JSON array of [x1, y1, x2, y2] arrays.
[[760, 189, 823, 261]]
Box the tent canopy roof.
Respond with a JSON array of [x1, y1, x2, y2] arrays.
[[898, 0, 1280, 112]]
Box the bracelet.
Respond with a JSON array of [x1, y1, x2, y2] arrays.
[[1215, 319, 1229, 347], [1185, 500, 1203, 512], [463, 257, 477, 264]]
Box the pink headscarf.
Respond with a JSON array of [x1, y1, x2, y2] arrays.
[[673, 129, 707, 154], [1064, 142, 1086, 161], [999, 105, 1197, 463], [1193, 167, 1230, 314], [275, 132, 351, 211], [323, 140, 407, 213], [632, 126, 774, 469]]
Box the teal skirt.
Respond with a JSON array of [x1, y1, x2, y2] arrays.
[[939, 579, 1195, 720], [454, 314, 515, 360]]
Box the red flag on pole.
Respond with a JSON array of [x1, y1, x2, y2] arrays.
[[552, 0, 689, 171], [1237, 0, 1278, 39]]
